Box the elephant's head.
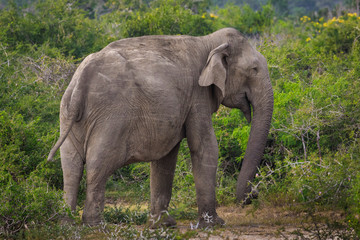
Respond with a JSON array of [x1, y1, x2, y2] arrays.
[[200, 28, 274, 203]]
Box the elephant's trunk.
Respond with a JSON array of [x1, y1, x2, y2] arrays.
[[236, 78, 273, 203]]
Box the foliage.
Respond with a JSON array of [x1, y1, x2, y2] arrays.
[[214, 3, 274, 35], [247, 12, 360, 235], [347, 170, 360, 235], [0, 174, 66, 237], [122, 0, 214, 37], [299, 13, 360, 54], [103, 206, 148, 225], [0, 111, 43, 179], [106, 169, 150, 203], [0, 0, 108, 58]]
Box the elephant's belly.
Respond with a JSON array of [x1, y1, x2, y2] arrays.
[[126, 121, 184, 163]]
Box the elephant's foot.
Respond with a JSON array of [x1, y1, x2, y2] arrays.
[[197, 212, 225, 229], [82, 214, 102, 226], [60, 215, 76, 225], [242, 187, 259, 205], [82, 219, 102, 226], [147, 211, 177, 229]]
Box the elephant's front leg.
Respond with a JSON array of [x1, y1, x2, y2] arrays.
[[186, 114, 225, 228], [148, 143, 180, 228]]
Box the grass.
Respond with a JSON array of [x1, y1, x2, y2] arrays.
[[100, 179, 357, 239], [16, 202, 355, 239]]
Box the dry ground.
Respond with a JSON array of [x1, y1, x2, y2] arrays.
[[176, 205, 311, 239], [103, 201, 350, 239]]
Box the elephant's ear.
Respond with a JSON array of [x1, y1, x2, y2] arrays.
[[199, 43, 229, 98]]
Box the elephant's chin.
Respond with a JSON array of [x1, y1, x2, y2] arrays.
[[223, 94, 252, 123]]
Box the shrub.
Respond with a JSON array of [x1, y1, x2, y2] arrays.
[[0, 111, 45, 180], [0, 51, 74, 189], [300, 13, 360, 54], [0, 0, 107, 58], [0, 174, 66, 238], [348, 172, 360, 235], [251, 18, 360, 235], [122, 0, 214, 37], [214, 3, 274, 35], [103, 206, 148, 225]]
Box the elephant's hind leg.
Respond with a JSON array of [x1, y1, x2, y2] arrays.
[[148, 142, 180, 228], [82, 157, 121, 225], [82, 126, 127, 225], [60, 137, 84, 222]]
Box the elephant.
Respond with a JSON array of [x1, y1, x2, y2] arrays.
[[47, 28, 273, 228]]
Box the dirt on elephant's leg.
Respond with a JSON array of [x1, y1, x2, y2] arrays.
[[147, 143, 180, 229]]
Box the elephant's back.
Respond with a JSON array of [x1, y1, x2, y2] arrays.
[[70, 43, 190, 134]]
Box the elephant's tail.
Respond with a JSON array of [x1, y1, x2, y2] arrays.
[[47, 82, 85, 162], [47, 119, 76, 162]]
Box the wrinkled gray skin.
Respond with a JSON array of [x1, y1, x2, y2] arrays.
[[48, 28, 273, 228]]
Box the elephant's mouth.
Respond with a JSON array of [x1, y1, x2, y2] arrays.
[[232, 93, 252, 123]]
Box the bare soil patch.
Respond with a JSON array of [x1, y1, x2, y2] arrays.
[[175, 205, 307, 239], [104, 201, 349, 239]]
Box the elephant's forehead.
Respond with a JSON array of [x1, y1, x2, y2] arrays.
[[239, 48, 264, 67], [232, 55, 259, 69]]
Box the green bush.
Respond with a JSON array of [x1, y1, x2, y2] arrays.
[[0, 174, 66, 238], [298, 13, 360, 54], [0, 111, 45, 180], [249, 16, 360, 235], [103, 206, 148, 225], [0, 0, 107, 58], [348, 171, 360, 235], [122, 0, 214, 37], [258, 147, 359, 206], [214, 3, 274, 35], [0, 49, 75, 188]]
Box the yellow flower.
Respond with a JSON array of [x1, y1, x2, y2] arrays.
[[300, 16, 311, 22], [306, 37, 311, 42], [319, 17, 324, 22], [201, 13, 206, 19], [323, 22, 328, 27], [338, 19, 344, 23], [210, 13, 218, 19]]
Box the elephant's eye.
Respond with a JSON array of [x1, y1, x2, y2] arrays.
[[222, 56, 228, 66], [250, 67, 258, 75]]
